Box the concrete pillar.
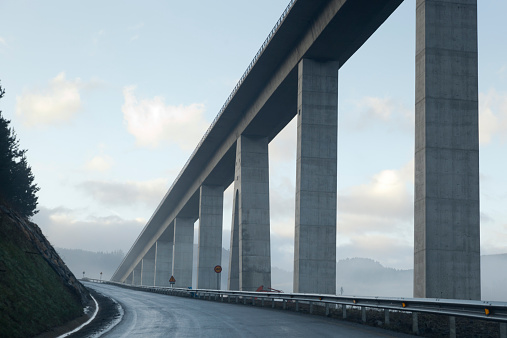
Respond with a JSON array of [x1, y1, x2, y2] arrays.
[[141, 245, 156, 286], [172, 217, 194, 288], [197, 185, 224, 289], [127, 271, 134, 285], [155, 223, 174, 286], [133, 261, 142, 285], [228, 189, 240, 290], [414, 0, 481, 300], [294, 58, 338, 294], [229, 135, 271, 291]]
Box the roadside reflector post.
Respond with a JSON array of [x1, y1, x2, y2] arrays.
[[413, 312, 419, 335], [449, 316, 456, 338], [500, 323, 506, 338]]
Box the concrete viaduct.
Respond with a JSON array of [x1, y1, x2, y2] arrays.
[[111, 0, 481, 300]]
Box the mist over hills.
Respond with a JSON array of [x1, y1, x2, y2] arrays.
[[58, 246, 507, 301], [56, 247, 125, 281]]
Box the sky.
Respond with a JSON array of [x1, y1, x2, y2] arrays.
[[1, 1, 506, 275]]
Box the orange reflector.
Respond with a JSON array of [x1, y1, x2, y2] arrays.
[[402, 302, 407, 308], [485, 308, 490, 316], [353, 299, 356, 304]]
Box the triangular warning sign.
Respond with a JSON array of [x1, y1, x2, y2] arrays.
[[169, 276, 176, 283]]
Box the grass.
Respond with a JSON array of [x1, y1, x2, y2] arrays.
[[0, 213, 83, 337]]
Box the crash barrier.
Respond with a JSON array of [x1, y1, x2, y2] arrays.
[[89, 280, 507, 337]]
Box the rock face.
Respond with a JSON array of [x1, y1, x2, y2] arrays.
[[0, 204, 90, 337]]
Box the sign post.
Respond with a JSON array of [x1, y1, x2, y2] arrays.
[[169, 275, 176, 288], [214, 265, 222, 290]]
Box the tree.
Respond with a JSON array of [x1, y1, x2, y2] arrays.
[[0, 82, 40, 218]]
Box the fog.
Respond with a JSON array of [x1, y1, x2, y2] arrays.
[[59, 247, 507, 301]]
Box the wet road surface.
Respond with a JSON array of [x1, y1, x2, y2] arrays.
[[85, 282, 414, 337]]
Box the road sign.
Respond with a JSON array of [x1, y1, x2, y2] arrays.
[[214, 265, 222, 273], [169, 275, 176, 284]]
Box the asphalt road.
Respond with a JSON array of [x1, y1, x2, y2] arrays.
[[84, 283, 414, 337]]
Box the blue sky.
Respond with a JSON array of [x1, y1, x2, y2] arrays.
[[1, 1, 506, 274]]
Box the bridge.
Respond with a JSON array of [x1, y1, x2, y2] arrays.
[[111, 0, 480, 300]]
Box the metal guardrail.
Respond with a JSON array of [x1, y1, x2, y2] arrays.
[[89, 281, 507, 337], [101, 281, 507, 323]]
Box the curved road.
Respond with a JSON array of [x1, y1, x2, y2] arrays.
[[84, 283, 413, 337]]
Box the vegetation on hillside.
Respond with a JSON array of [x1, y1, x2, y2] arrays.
[[0, 82, 39, 218], [0, 206, 87, 337]]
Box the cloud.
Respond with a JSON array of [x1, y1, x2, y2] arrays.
[[16, 72, 82, 127], [33, 206, 144, 253], [479, 90, 507, 144], [352, 96, 413, 130], [122, 86, 209, 149], [77, 178, 168, 207], [0, 36, 7, 46], [85, 155, 114, 172], [336, 160, 414, 267], [338, 160, 414, 227]]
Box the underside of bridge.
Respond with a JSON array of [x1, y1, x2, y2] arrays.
[[112, 0, 480, 300]]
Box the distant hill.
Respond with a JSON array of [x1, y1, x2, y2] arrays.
[[336, 257, 412, 297]]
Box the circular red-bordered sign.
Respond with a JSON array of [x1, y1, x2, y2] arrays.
[[214, 265, 222, 273]]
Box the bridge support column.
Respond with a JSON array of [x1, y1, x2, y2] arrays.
[[155, 223, 174, 286], [228, 189, 240, 290], [141, 245, 155, 286], [414, 0, 480, 300], [133, 261, 142, 285], [294, 58, 338, 294], [229, 135, 271, 291], [172, 217, 194, 288], [197, 185, 224, 289]]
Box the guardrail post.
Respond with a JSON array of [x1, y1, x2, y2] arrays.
[[384, 309, 390, 325], [342, 305, 347, 319], [310, 302, 314, 314], [283, 300, 287, 310], [295, 300, 299, 312], [272, 299, 275, 308], [361, 307, 366, 322], [412, 312, 419, 335], [449, 316, 456, 338], [500, 323, 507, 338], [261, 298, 264, 307], [252, 297, 255, 306], [243, 297, 247, 305], [325, 303, 330, 316], [236, 296, 239, 304]]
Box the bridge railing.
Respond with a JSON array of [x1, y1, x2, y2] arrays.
[[99, 281, 507, 332], [166, 0, 297, 196]]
